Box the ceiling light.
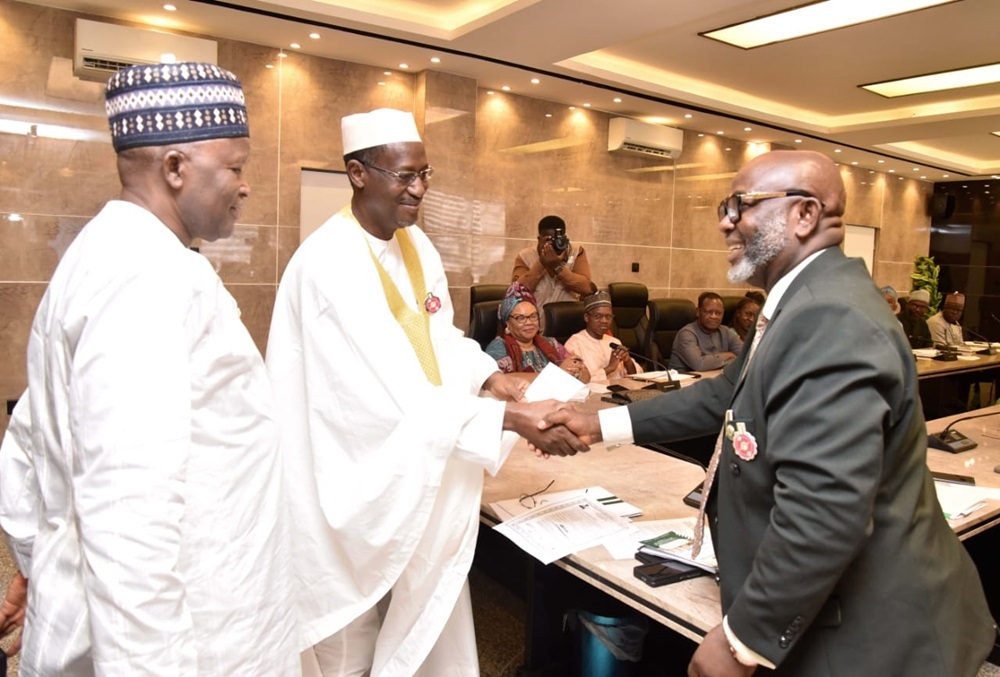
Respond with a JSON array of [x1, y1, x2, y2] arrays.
[[684, 114, 693, 119], [399, 63, 409, 69], [378, 81, 385, 86], [851, 161, 858, 165], [384, 71, 391, 75], [877, 159, 885, 163], [698, 133, 705, 137], [265, 64, 274, 69], [530, 78, 540, 84], [794, 139, 802, 143], [725, 147, 732, 151], [8, 213, 23, 222], [889, 169, 895, 173], [701, 0, 956, 50], [716, 131, 724, 135], [913, 167, 920, 171], [744, 127, 752, 132], [834, 149, 841, 153], [487, 90, 495, 95], [865, 61, 1000, 97], [501, 85, 511, 91], [583, 103, 591, 107], [921, 176, 927, 179], [431, 57, 441, 63], [309, 32, 320, 39], [278, 52, 287, 58], [545, 113, 552, 118], [290, 43, 301, 49], [613, 97, 622, 103], [943, 174, 949, 178], [568, 106, 576, 110], [163, 3, 176, 10]]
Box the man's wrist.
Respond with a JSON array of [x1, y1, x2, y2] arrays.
[[552, 263, 564, 276]]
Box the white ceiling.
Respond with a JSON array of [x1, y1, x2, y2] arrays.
[[23, 0, 1000, 180]]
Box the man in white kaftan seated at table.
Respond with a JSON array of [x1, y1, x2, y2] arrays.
[[565, 290, 642, 384], [266, 108, 588, 677]]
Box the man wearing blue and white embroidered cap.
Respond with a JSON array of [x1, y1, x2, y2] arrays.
[[0, 62, 298, 675], [267, 108, 588, 676]]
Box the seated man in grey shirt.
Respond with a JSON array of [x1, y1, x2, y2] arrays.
[[668, 291, 742, 371]]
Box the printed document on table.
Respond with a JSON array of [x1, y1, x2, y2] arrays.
[[491, 485, 642, 522], [934, 481, 1000, 520], [493, 494, 633, 564]]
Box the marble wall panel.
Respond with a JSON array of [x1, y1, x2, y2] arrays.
[[0, 283, 46, 402], [0, 213, 87, 281], [198, 223, 277, 285], [669, 249, 738, 297], [469, 235, 525, 285], [425, 232, 473, 287], [879, 176, 932, 272], [840, 166, 884, 228], [582, 243, 672, 291], [277, 225, 299, 283], [227, 284, 275, 358], [450, 286, 470, 333]]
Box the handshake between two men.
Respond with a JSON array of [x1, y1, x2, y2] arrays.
[[483, 371, 600, 457]]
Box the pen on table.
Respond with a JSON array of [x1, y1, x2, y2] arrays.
[[945, 501, 986, 520]]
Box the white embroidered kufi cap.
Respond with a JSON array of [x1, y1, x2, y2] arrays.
[[341, 108, 422, 155]]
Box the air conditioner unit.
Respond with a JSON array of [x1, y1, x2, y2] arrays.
[[608, 117, 684, 160], [74, 18, 218, 83]]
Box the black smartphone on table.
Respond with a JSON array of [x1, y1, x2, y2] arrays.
[[633, 560, 707, 587]]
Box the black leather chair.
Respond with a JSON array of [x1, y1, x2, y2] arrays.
[[645, 298, 697, 364], [468, 284, 508, 326], [608, 282, 649, 357], [543, 301, 586, 345], [469, 300, 501, 351]]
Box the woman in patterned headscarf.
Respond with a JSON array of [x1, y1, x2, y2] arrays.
[[484, 282, 590, 381]]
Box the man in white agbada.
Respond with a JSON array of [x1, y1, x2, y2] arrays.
[[267, 108, 588, 676], [0, 62, 298, 675], [565, 291, 642, 385]]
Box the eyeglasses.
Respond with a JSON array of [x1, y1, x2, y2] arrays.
[[509, 312, 540, 324], [362, 162, 434, 186], [717, 190, 820, 224], [519, 479, 555, 509]]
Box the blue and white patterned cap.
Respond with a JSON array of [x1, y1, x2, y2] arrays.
[[105, 62, 249, 152]]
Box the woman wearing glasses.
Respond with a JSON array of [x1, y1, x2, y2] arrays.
[[485, 282, 590, 382]]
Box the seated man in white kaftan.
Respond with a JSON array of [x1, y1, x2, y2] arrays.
[[266, 108, 588, 677], [0, 63, 297, 675], [565, 291, 642, 384]]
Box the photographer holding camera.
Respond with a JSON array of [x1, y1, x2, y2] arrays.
[[511, 214, 596, 330]]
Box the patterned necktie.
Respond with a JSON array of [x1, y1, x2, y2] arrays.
[[692, 314, 768, 558]]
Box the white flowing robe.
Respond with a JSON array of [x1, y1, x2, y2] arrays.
[[267, 207, 507, 675], [4, 201, 297, 676]]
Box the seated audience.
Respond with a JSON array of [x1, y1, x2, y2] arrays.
[[485, 282, 590, 382], [729, 296, 762, 342], [881, 285, 900, 314], [898, 289, 933, 349], [744, 290, 766, 305], [668, 291, 742, 371], [511, 215, 595, 330], [565, 291, 642, 384], [928, 291, 966, 346]]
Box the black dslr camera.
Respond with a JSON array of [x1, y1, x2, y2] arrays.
[[551, 225, 570, 254]]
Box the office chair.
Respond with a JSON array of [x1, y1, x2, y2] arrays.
[[720, 295, 745, 328], [645, 298, 697, 364], [543, 301, 587, 345], [608, 282, 650, 357], [468, 284, 508, 327], [469, 300, 501, 351]]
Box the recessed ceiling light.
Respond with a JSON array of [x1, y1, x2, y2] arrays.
[[698, 133, 705, 137], [701, 0, 956, 50], [501, 85, 511, 91], [899, 176, 904, 180], [613, 97, 622, 103], [869, 170, 875, 174], [921, 176, 927, 179], [530, 78, 540, 84], [545, 113, 552, 118], [163, 3, 177, 10], [877, 159, 885, 163], [865, 61, 1000, 98], [278, 52, 287, 58], [725, 147, 732, 151], [851, 161, 858, 165], [583, 103, 591, 107], [431, 57, 441, 63], [744, 127, 752, 132], [794, 139, 802, 143], [8, 213, 23, 222], [913, 167, 920, 171], [684, 114, 693, 119], [265, 64, 274, 69], [716, 130, 724, 135], [384, 71, 392, 75], [889, 169, 895, 173], [943, 174, 949, 178], [399, 63, 409, 69], [487, 90, 495, 95], [290, 43, 301, 49], [569, 106, 576, 110], [834, 149, 842, 153], [377, 81, 385, 86], [309, 32, 320, 39]]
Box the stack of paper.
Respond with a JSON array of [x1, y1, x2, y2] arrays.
[[638, 528, 718, 573]]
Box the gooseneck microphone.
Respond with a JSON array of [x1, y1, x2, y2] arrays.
[[963, 326, 996, 354], [609, 342, 672, 373], [928, 409, 1000, 453]]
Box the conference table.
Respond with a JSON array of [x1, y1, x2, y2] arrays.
[[478, 395, 1000, 670]]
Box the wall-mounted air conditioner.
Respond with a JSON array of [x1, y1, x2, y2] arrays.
[[608, 117, 684, 160], [74, 18, 218, 83]]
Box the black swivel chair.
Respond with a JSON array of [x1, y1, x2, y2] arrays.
[[720, 295, 745, 328], [543, 301, 587, 345], [645, 298, 697, 364], [468, 284, 508, 327], [608, 282, 650, 357], [469, 300, 501, 351]]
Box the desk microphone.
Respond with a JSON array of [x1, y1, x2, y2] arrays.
[[963, 326, 996, 355], [609, 342, 672, 373], [928, 410, 1000, 453]]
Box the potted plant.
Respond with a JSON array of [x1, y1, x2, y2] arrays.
[[911, 255, 941, 314]]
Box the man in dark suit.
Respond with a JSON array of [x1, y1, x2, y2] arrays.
[[544, 150, 996, 676]]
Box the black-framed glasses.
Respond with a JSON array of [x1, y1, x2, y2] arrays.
[[362, 161, 434, 186], [509, 312, 540, 324], [717, 190, 820, 224], [519, 479, 555, 509]]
